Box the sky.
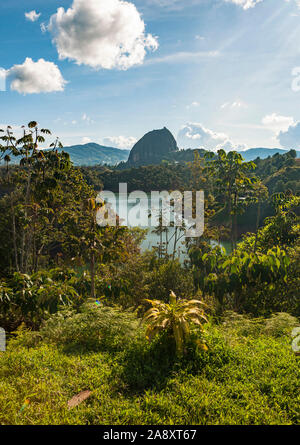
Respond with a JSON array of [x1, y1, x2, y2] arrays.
[[1, 0, 300, 151]]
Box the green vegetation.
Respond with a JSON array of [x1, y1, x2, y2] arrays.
[[142, 291, 208, 355], [0, 122, 299, 425], [0, 309, 299, 425], [81, 148, 300, 235]]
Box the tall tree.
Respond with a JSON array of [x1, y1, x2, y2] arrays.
[[204, 150, 257, 250]]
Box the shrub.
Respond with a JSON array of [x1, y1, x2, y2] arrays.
[[142, 291, 208, 355], [39, 303, 141, 353], [222, 311, 299, 339], [0, 270, 82, 331], [262, 312, 299, 337], [147, 260, 195, 303]]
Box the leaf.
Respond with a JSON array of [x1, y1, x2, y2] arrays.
[[28, 121, 38, 128], [67, 390, 92, 409], [170, 290, 177, 304]]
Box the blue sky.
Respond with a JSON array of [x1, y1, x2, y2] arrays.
[[1, 0, 300, 150]]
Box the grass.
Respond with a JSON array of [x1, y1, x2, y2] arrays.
[[0, 307, 299, 425]]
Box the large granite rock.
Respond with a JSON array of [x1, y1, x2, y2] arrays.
[[127, 127, 178, 166]]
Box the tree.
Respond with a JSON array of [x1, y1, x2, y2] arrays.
[[204, 150, 257, 250], [253, 181, 269, 252], [84, 197, 104, 299], [202, 246, 291, 315], [0, 121, 69, 274]]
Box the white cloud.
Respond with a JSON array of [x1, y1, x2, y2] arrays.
[[225, 0, 263, 9], [6, 58, 67, 94], [221, 100, 248, 110], [278, 122, 300, 148], [177, 122, 247, 152], [82, 137, 92, 144], [103, 135, 137, 149], [25, 10, 41, 22], [260, 112, 300, 148], [262, 113, 295, 134], [216, 139, 247, 152], [48, 0, 158, 70]]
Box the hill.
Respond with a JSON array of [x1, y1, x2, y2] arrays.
[[125, 127, 299, 167], [127, 127, 178, 166], [238, 148, 300, 162], [53, 145, 300, 167], [4, 132, 299, 168], [60, 143, 130, 166]]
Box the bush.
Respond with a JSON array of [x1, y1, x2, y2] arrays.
[[147, 260, 195, 303], [262, 312, 299, 337], [116, 332, 177, 393], [222, 311, 299, 339], [39, 303, 141, 353], [0, 270, 82, 332]]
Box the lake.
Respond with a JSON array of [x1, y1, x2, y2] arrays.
[[100, 193, 232, 260]]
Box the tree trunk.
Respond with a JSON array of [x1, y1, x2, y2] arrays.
[[90, 252, 95, 299], [11, 197, 19, 272], [254, 202, 261, 253], [172, 227, 178, 261], [228, 190, 234, 252]]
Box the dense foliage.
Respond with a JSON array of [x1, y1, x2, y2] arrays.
[[0, 122, 299, 425]]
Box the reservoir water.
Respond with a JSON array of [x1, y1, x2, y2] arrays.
[[101, 193, 232, 259]]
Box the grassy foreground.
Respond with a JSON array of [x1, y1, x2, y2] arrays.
[[0, 307, 299, 425]]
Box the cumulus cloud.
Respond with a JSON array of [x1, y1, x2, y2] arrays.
[[25, 10, 41, 22], [216, 139, 247, 152], [262, 113, 295, 134], [6, 58, 67, 94], [260, 113, 300, 148], [278, 122, 300, 149], [48, 0, 158, 70], [177, 123, 246, 152], [103, 135, 137, 149]]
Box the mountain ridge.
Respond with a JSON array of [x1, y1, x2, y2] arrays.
[[49, 144, 300, 166], [4, 135, 299, 167], [59, 143, 130, 166]]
